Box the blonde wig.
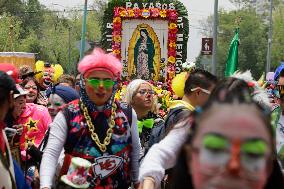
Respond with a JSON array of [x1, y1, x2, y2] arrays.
[[125, 79, 159, 114]]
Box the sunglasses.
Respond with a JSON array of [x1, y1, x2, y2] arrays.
[[137, 89, 155, 95], [87, 78, 115, 90], [191, 87, 211, 95]]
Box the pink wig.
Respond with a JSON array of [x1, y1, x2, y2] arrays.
[[78, 48, 122, 78]]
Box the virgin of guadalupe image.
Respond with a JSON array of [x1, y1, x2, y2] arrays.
[[134, 29, 155, 80]]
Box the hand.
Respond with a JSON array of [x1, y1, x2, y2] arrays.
[[13, 124, 23, 135], [134, 182, 140, 189], [33, 168, 40, 189], [140, 177, 155, 189]]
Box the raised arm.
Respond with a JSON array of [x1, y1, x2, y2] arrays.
[[40, 111, 67, 189], [139, 120, 190, 189]]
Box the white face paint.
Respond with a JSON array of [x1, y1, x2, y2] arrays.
[[47, 94, 65, 119]]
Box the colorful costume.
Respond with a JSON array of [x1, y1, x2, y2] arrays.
[[40, 100, 140, 188], [40, 49, 140, 189], [14, 103, 51, 160], [62, 99, 134, 187]]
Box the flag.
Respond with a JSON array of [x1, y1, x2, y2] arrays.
[[225, 28, 239, 77]]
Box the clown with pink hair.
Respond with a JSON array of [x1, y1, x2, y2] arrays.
[[40, 49, 141, 189]]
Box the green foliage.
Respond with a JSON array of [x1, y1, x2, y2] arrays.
[[218, 9, 267, 78], [198, 1, 284, 78], [272, 3, 284, 68], [199, 7, 267, 78], [0, 13, 22, 51], [0, 0, 24, 15], [0, 0, 106, 74]]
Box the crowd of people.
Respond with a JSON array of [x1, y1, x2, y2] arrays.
[[1, 48, 284, 189]]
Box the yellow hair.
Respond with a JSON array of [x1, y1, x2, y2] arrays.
[[34, 60, 64, 83], [35, 60, 45, 82], [53, 64, 64, 82], [171, 72, 187, 98]]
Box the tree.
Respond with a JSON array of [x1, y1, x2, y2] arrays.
[[271, 2, 284, 68], [0, 0, 24, 16], [0, 13, 22, 51], [0, 0, 106, 73], [21, 0, 45, 37], [199, 8, 267, 78]]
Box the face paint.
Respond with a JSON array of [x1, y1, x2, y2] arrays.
[[241, 140, 267, 155], [54, 102, 62, 106], [203, 134, 228, 150], [241, 140, 268, 173], [199, 134, 230, 168], [198, 134, 269, 176], [48, 94, 65, 119], [42, 67, 55, 89], [190, 106, 272, 189]]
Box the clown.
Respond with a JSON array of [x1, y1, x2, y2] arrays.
[[35, 61, 63, 90], [40, 49, 140, 189], [171, 82, 284, 189]]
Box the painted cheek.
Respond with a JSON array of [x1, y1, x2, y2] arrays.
[[191, 152, 207, 189], [86, 84, 96, 92]]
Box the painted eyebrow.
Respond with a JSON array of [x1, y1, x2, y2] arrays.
[[89, 77, 113, 80], [243, 138, 269, 144], [241, 138, 268, 155], [204, 132, 228, 140]]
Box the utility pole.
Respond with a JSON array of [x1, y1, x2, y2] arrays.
[[212, 0, 218, 75], [266, 0, 273, 73], [68, 27, 71, 66], [80, 0, 88, 60]]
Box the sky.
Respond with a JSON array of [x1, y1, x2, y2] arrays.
[[39, 0, 236, 62]]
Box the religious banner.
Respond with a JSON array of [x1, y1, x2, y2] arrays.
[[101, 0, 189, 82]]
